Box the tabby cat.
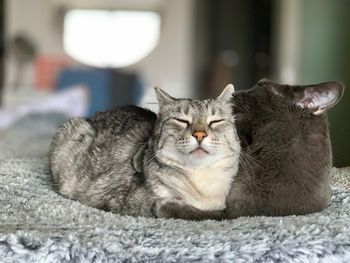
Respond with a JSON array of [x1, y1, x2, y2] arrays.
[[49, 85, 240, 217]]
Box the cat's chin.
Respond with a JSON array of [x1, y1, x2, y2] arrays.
[[190, 148, 209, 158]]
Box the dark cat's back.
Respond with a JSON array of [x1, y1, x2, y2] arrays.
[[227, 79, 344, 217]]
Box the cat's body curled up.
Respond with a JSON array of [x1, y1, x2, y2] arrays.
[[50, 85, 240, 217], [50, 105, 157, 216]]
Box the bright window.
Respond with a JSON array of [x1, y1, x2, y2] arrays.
[[64, 10, 161, 67]]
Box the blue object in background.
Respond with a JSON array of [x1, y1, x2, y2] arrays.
[[56, 68, 144, 116]]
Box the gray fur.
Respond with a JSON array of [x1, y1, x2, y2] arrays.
[[157, 79, 344, 220], [50, 106, 157, 217], [49, 87, 241, 217]]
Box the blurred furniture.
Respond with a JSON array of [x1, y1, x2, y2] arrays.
[[0, 86, 88, 129], [56, 68, 143, 116], [34, 55, 72, 90], [9, 33, 37, 90]]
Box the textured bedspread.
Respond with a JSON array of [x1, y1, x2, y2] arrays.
[[0, 113, 349, 262]]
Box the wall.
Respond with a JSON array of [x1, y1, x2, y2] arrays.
[[272, 0, 302, 84], [5, 0, 195, 103], [274, 0, 350, 167], [298, 0, 350, 167]]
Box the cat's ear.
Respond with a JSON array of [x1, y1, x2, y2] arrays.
[[261, 79, 344, 115], [154, 87, 176, 107], [294, 82, 344, 115], [218, 84, 235, 100]]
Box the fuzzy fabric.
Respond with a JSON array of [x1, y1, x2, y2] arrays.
[[0, 113, 350, 262], [333, 167, 350, 191]]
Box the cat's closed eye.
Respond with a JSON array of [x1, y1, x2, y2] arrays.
[[209, 119, 224, 128], [172, 118, 190, 128]]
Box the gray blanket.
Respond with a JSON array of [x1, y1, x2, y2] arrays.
[[0, 113, 350, 262]]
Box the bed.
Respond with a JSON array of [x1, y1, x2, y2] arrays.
[[0, 113, 349, 262]]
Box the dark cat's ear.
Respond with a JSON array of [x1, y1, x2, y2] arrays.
[[218, 84, 235, 101], [154, 87, 176, 107], [294, 82, 344, 115]]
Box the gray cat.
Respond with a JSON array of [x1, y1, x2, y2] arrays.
[[226, 79, 344, 217], [49, 85, 240, 217], [156, 79, 344, 220]]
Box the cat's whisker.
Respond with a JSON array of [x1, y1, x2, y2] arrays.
[[212, 140, 262, 168], [142, 151, 160, 167], [133, 149, 160, 174], [239, 155, 256, 188], [239, 156, 252, 186], [241, 152, 262, 168]]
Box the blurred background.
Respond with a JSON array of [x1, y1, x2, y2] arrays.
[[0, 0, 349, 166]]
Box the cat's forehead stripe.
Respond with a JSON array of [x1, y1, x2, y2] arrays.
[[183, 104, 189, 115], [183, 99, 223, 115], [211, 105, 216, 115], [166, 98, 230, 118]]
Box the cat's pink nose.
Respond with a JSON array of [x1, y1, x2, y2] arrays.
[[193, 131, 207, 143]]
